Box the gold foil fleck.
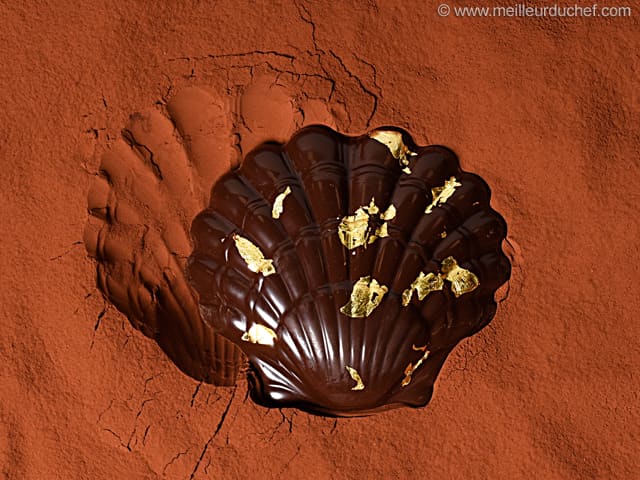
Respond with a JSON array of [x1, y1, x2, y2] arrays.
[[338, 206, 370, 249], [401, 272, 444, 306], [401, 345, 430, 387], [345, 366, 365, 391], [425, 177, 462, 214], [241, 324, 277, 346], [440, 230, 447, 238], [374, 204, 396, 240], [340, 276, 389, 318], [232, 234, 275, 276], [375, 222, 389, 239], [380, 204, 397, 221], [368, 130, 417, 174], [365, 197, 379, 215], [272, 186, 292, 219], [441, 256, 479, 297], [338, 198, 395, 249]]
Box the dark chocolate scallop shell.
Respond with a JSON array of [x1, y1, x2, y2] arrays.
[[188, 125, 511, 416]]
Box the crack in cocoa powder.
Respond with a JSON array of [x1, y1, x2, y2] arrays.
[[330, 419, 338, 434], [123, 396, 156, 451], [168, 50, 296, 64], [49, 240, 83, 261], [89, 303, 108, 351], [294, 0, 379, 127], [121, 129, 164, 181], [328, 49, 379, 127], [163, 27, 378, 131], [141, 424, 151, 446], [189, 386, 237, 480], [265, 409, 296, 441], [190, 381, 202, 408], [162, 448, 190, 476], [94, 375, 163, 453], [278, 445, 302, 476]]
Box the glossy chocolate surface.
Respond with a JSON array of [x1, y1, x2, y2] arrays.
[[188, 126, 511, 416]]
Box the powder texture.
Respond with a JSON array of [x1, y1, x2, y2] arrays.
[[0, 1, 638, 478]]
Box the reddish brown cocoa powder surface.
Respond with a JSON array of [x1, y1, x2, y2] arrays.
[[1, 1, 638, 479]]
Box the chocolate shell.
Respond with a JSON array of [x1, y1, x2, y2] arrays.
[[188, 125, 511, 416]]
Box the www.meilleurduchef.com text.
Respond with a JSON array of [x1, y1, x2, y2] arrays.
[[436, 3, 632, 17]]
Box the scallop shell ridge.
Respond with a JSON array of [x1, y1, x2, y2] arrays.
[[188, 125, 511, 415]]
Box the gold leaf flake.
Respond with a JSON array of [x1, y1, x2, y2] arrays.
[[441, 256, 479, 297], [374, 204, 396, 240], [345, 366, 365, 391], [241, 324, 277, 346], [338, 206, 370, 249], [401, 272, 444, 306], [440, 230, 447, 238], [369, 130, 417, 174], [365, 197, 379, 215], [338, 198, 395, 249], [401, 345, 430, 387], [425, 177, 462, 214], [271, 186, 292, 219], [340, 276, 389, 318], [380, 204, 396, 221], [375, 222, 389, 239], [232, 234, 275, 276]]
